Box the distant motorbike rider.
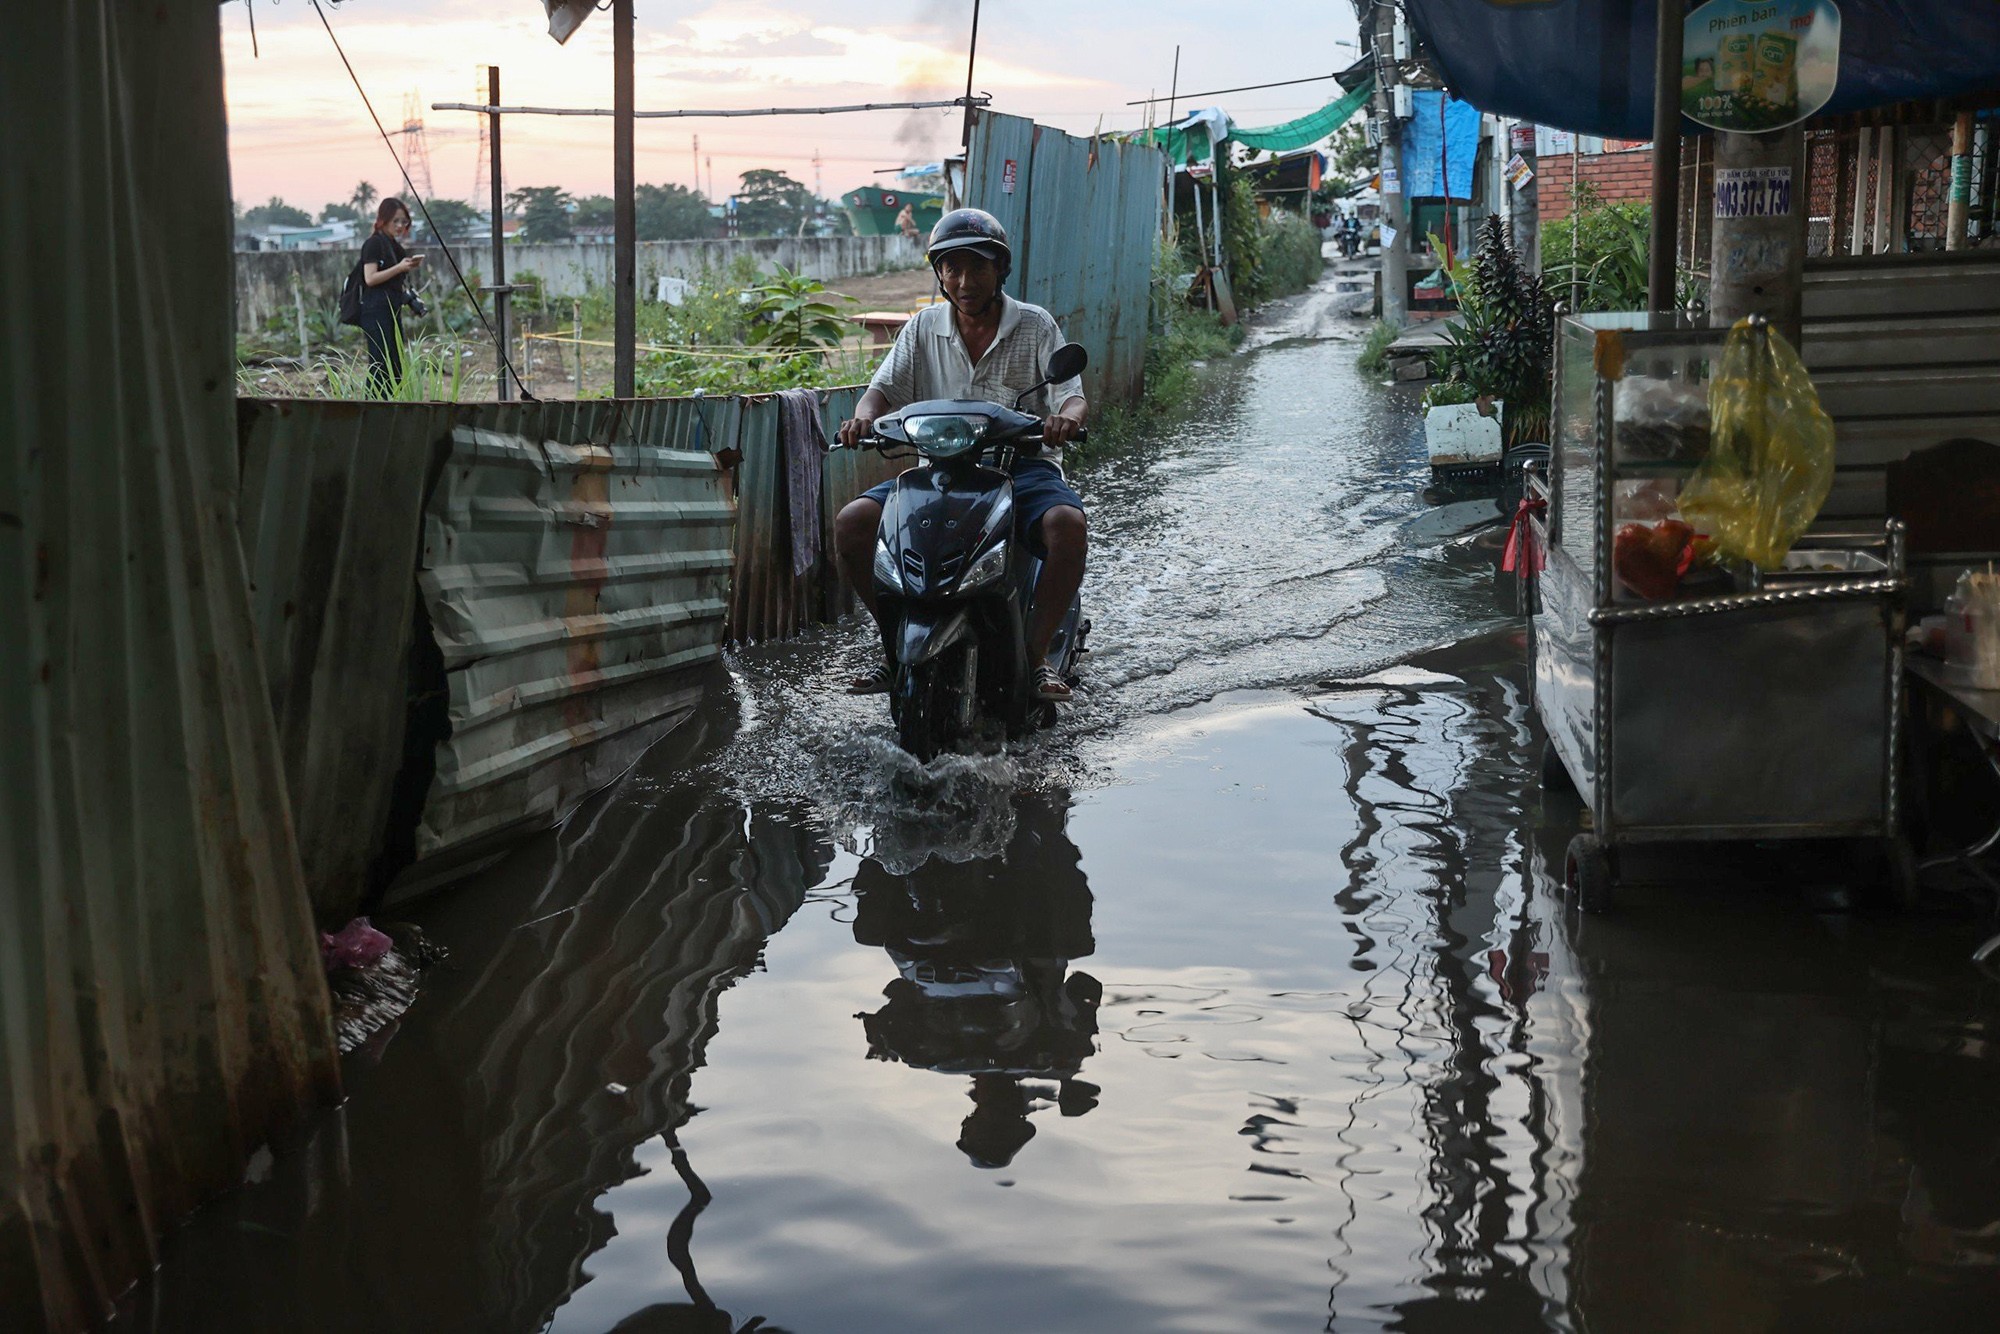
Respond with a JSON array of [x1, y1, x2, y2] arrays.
[[835, 208, 1088, 703], [1340, 213, 1362, 258]]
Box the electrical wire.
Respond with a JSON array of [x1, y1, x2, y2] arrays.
[[307, 0, 535, 400]]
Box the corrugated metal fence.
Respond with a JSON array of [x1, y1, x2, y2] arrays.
[[965, 112, 1166, 405], [3, 8, 340, 1331], [235, 388, 899, 919]]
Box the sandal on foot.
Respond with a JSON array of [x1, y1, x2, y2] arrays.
[[1033, 663, 1072, 702], [847, 665, 892, 695]]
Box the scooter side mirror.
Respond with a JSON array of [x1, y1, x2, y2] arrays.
[[1045, 343, 1088, 383], [1012, 343, 1091, 410]]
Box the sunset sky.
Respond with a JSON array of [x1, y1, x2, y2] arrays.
[[222, 0, 1360, 212]]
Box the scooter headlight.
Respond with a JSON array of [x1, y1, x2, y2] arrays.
[[872, 538, 901, 591], [957, 542, 1008, 591], [904, 413, 989, 460]]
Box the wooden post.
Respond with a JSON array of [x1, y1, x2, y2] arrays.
[[1948, 111, 1975, 250], [1647, 0, 1683, 314], [1849, 126, 1872, 255], [290, 268, 310, 363], [1871, 125, 1895, 254], [613, 0, 635, 398]]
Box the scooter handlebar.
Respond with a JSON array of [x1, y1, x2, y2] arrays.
[[839, 426, 1087, 451]]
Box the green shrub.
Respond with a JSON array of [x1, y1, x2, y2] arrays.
[[1259, 209, 1325, 301], [1543, 187, 1707, 314]]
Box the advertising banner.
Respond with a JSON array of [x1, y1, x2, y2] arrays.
[[1681, 0, 1842, 132]]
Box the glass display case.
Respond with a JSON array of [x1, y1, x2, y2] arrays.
[[1523, 312, 1911, 910]]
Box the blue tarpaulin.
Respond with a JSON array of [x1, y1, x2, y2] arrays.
[[1403, 91, 1480, 200], [1403, 0, 2000, 140]]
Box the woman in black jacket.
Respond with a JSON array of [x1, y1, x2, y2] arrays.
[[357, 197, 423, 395]]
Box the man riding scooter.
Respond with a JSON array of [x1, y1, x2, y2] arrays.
[[834, 208, 1088, 703]]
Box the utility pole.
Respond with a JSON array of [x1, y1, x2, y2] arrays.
[[1708, 126, 1807, 345], [692, 134, 700, 195], [1507, 122, 1539, 274], [1646, 0, 1684, 314], [612, 0, 635, 398], [1374, 2, 1408, 328], [961, 0, 982, 150], [488, 66, 511, 401]]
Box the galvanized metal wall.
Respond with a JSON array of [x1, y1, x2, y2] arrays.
[[726, 387, 905, 643], [236, 398, 448, 916], [417, 419, 733, 859], [235, 390, 891, 909], [966, 113, 1166, 405], [2, 7, 340, 1331]]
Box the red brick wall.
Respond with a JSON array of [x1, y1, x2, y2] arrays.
[[1538, 146, 1654, 223]]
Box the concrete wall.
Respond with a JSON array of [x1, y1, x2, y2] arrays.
[[236, 234, 925, 333]]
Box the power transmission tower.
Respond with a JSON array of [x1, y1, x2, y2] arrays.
[[812, 147, 823, 199], [400, 89, 434, 201]]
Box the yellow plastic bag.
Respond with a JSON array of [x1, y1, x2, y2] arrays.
[[1678, 318, 1835, 570]]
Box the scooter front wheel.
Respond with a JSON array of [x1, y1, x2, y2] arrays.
[[893, 644, 976, 762]]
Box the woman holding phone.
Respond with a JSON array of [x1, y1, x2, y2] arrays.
[[357, 197, 423, 395]]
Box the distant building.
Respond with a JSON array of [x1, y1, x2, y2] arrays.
[[236, 218, 360, 252]]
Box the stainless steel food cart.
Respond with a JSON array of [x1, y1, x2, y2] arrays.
[[1521, 312, 1912, 911]]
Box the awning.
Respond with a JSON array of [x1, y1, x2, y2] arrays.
[[1402, 0, 2000, 140]]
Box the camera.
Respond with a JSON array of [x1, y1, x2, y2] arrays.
[[406, 294, 429, 318]]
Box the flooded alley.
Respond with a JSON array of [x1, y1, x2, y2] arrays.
[[131, 288, 2000, 1333]]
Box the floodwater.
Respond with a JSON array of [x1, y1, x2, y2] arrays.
[[131, 279, 2000, 1332]]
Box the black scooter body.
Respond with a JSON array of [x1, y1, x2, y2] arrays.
[[867, 398, 1086, 759]]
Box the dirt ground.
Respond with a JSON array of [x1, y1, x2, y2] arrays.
[[821, 264, 937, 312]]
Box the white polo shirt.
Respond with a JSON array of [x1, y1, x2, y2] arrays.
[[867, 294, 1085, 459]]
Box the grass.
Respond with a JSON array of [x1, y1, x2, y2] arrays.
[[237, 321, 474, 401], [1086, 305, 1242, 451], [1356, 321, 1399, 378]]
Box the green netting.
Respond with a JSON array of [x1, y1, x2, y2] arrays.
[[1233, 78, 1374, 153], [1130, 122, 1215, 166], [1128, 77, 1374, 167]]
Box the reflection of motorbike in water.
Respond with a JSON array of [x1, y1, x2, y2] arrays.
[[852, 798, 1102, 1168]]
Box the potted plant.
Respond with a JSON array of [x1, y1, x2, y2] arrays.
[[1423, 215, 1554, 469]]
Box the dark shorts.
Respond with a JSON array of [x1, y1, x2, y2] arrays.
[[860, 459, 1084, 557]]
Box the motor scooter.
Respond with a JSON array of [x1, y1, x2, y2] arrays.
[[847, 343, 1091, 760]]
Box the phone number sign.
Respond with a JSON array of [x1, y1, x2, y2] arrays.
[[1714, 166, 1793, 218]]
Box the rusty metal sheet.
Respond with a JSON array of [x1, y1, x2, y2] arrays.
[[2, 7, 339, 1331], [416, 418, 734, 859], [967, 113, 1163, 407]]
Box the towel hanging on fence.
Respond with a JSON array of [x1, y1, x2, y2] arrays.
[[776, 388, 830, 576]]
